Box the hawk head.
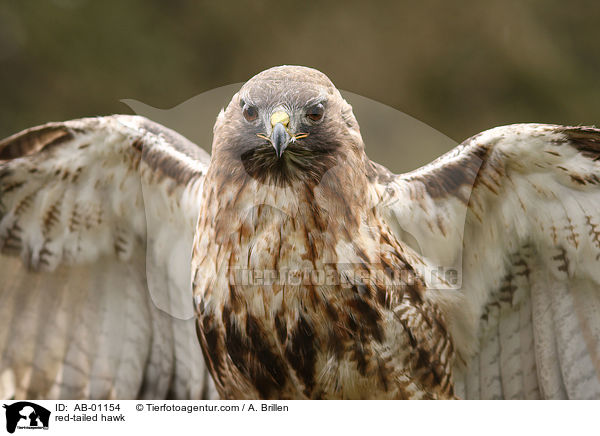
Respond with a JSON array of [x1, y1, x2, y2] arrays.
[[211, 65, 365, 187]]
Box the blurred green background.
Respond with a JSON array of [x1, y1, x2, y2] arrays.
[[1, 0, 598, 169]]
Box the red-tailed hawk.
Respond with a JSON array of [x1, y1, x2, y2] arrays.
[[1, 66, 599, 399]]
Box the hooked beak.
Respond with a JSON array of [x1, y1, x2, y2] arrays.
[[270, 111, 291, 157], [271, 123, 291, 157]]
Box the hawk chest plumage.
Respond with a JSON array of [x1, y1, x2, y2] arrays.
[[192, 173, 455, 399]]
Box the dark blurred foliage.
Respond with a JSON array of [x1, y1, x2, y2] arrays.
[[1, 0, 598, 147]]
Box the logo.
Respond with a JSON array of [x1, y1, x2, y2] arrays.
[[3, 402, 50, 434]]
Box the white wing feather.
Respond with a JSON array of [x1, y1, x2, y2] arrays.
[[0, 115, 216, 399], [380, 124, 600, 399]]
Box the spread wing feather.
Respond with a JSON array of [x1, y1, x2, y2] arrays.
[[378, 124, 600, 399], [0, 115, 216, 399]]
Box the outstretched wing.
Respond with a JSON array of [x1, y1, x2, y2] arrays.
[[0, 115, 216, 399], [377, 124, 600, 399]]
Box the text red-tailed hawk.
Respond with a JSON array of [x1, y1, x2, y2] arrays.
[[1, 66, 599, 399]]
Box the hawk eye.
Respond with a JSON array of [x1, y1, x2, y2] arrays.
[[306, 103, 325, 122], [242, 104, 258, 122]]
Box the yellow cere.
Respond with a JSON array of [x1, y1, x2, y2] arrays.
[[270, 111, 290, 127]]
